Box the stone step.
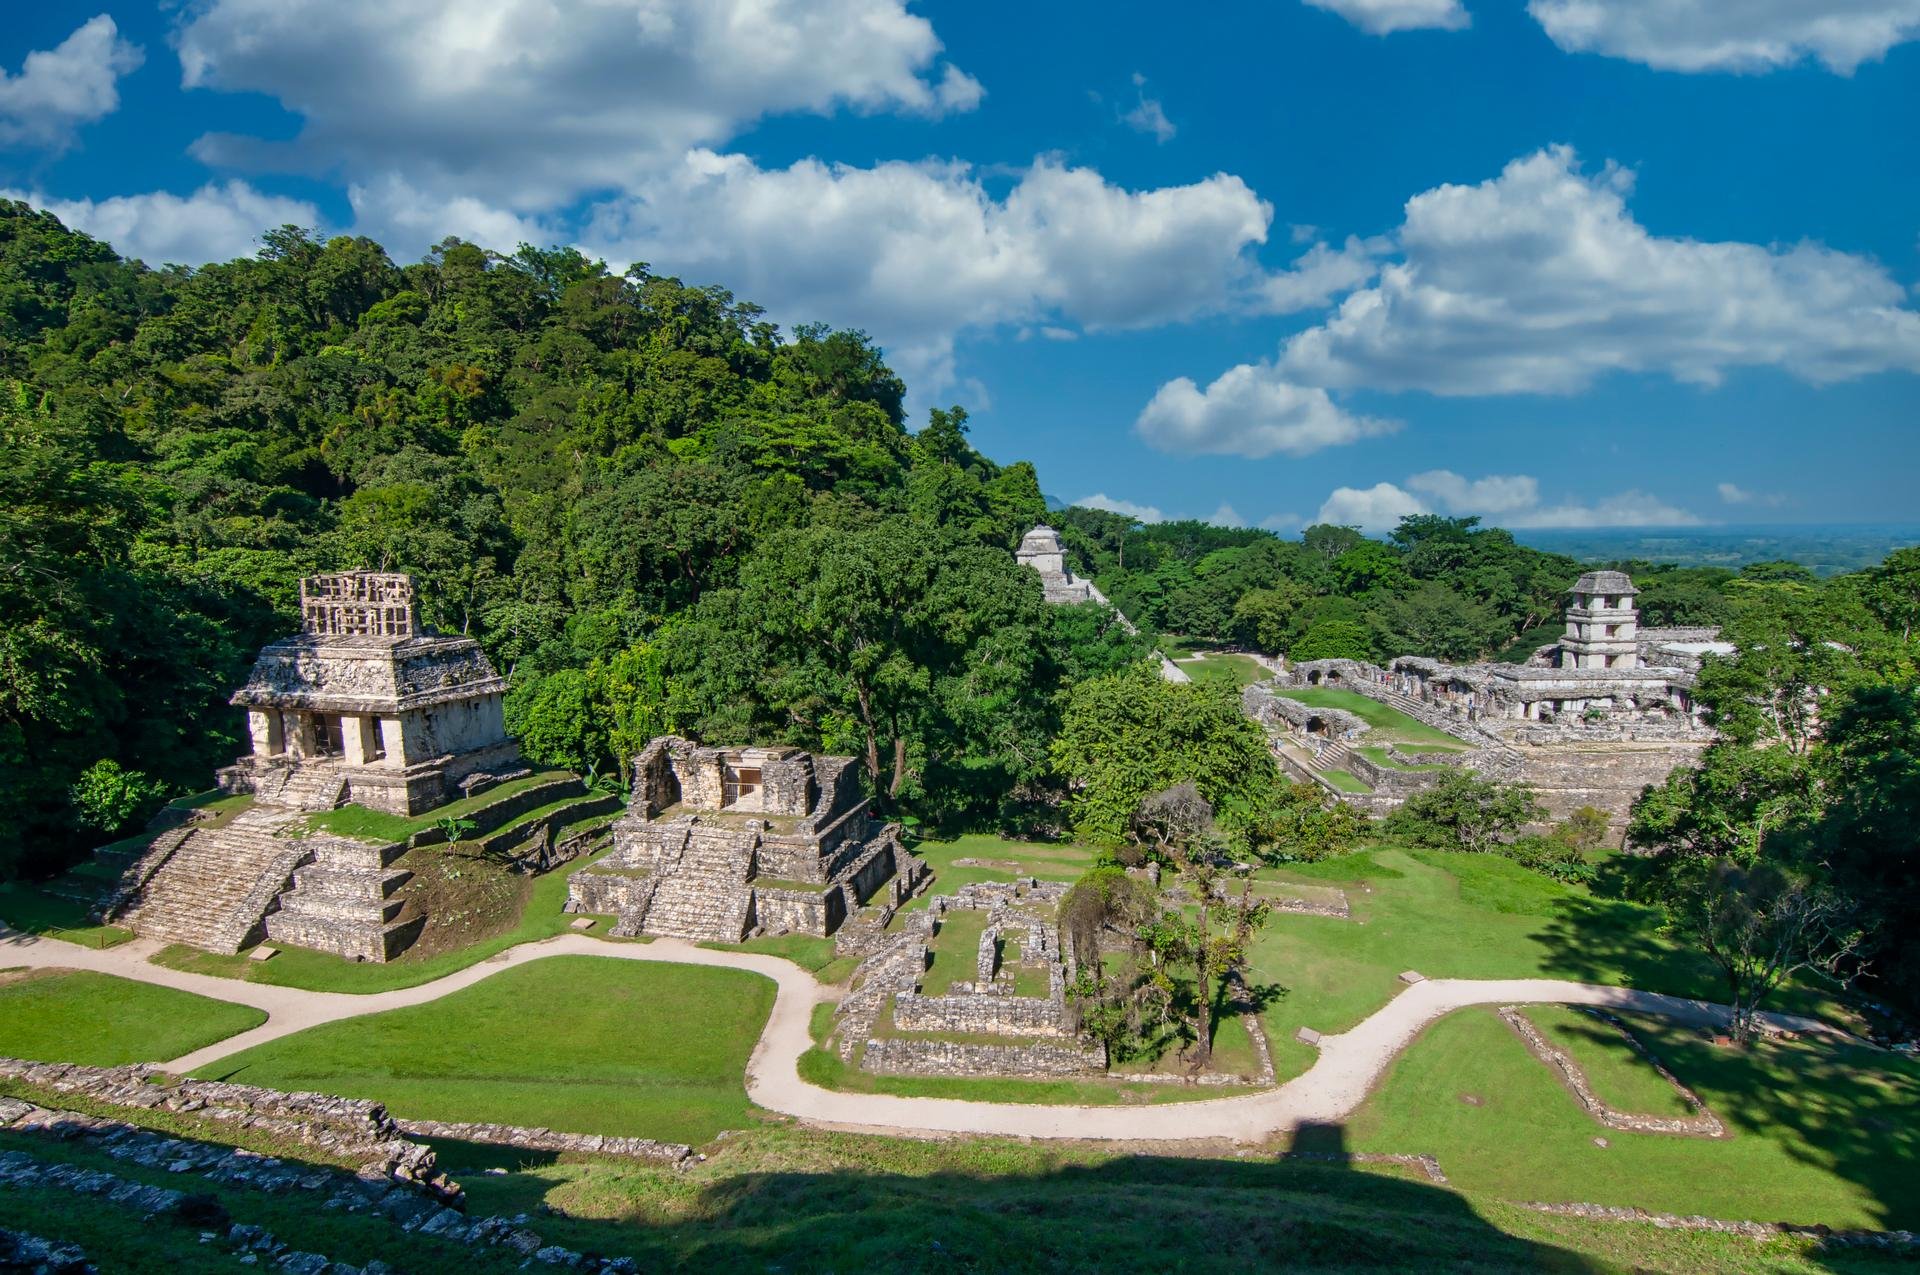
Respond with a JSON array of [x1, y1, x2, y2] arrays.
[[116, 822, 309, 953], [288, 865, 411, 901], [273, 889, 407, 924]]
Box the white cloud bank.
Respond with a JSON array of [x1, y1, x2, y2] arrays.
[[1280, 146, 1920, 395], [1302, 0, 1470, 35], [1144, 145, 1920, 459], [0, 15, 143, 152], [175, 0, 981, 209], [1528, 0, 1920, 74], [1316, 468, 1700, 533], [2, 181, 323, 266]]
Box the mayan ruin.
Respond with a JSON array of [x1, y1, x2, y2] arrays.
[[1251, 570, 1727, 829], [568, 735, 928, 943]]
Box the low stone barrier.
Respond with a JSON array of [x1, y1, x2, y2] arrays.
[[1515, 1201, 1918, 1250], [892, 992, 1068, 1037], [862, 1037, 1107, 1078], [1499, 1007, 1725, 1137], [0, 1058, 456, 1202], [395, 1119, 692, 1166]]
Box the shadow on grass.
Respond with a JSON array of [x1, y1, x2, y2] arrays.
[[1529, 889, 1920, 1238], [502, 1120, 1606, 1272]]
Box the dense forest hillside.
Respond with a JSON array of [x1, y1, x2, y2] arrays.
[[0, 201, 1151, 875]]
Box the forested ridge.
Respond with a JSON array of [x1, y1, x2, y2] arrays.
[[0, 200, 1156, 875]]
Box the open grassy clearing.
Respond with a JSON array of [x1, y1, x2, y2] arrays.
[[1321, 767, 1373, 793], [1273, 687, 1470, 749], [1524, 1005, 1695, 1119], [1244, 846, 1849, 1084], [149, 844, 613, 993], [194, 956, 773, 1145], [892, 833, 1097, 917], [1350, 1004, 1920, 1232], [0, 968, 264, 1065], [1179, 652, 1271, 688]]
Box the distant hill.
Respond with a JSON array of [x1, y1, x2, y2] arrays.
[[1506, 524, 1917, 577]]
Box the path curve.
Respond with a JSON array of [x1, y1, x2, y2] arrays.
[[0, 926, 1843, 1144]]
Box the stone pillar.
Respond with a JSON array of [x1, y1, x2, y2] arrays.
[[341, 715, 380, 766], [380, 714, 414, 766], [248, 709, 284, 758], [289, 712, 318, 758]]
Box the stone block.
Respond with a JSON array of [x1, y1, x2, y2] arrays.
[[1398, 970, 1426, 984], [249, 946, 279, 961], [1294, 1027, 1322, 1047], [568, 917, 596, 931]]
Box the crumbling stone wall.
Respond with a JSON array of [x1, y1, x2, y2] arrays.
[[862, 1038, 1108, 1077], [892, 993, 1069, 1036]]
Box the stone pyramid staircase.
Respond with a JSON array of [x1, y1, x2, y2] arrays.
[[113, 809, 311, 954], [252, 766, 349, 813], [265, 836, 416, 962], [639, 830, 755, 942]]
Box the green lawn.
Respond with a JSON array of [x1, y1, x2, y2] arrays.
[[1349, 1005, 1920, 1231], [922, 907, 988, 993], [0, 882, 132, 949], [1245, 847, 1846, 1085], [1179, 652, 1270, 688], [148, 844, 612, 994], [1274, 688, 1469, 748], [301, 770, 577, 842], [1523, 1005, 1694, 1119], [0, 968, 264, 1065], [893, 833, 1096, 917], [1321, 768, 1373, 793], [194, 956, 774, 1145]]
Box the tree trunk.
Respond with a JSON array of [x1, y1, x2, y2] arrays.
[[889, 735, 908, 798], [1193, 907, 1213, 1065]]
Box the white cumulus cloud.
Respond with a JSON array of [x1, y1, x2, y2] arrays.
[[175, 0, 981, 208], [579, 151, 1279, 393], [1317, 468, 1700, 532], [1135, 361, 1399, 458], [1279, 146, 1920, 395], [1316, 482, 1433, 533], [1528, 0, 1920, 74], [1302, 0, 1471, 35], [1207, 503, 1248, 528], [0, 15, 143, 152], [1076, 493, 1166, 523], [4, 181, 323, 266]]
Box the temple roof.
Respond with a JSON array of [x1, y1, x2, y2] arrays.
[[1570, 570, 1639, 595], [230, 633, 507, 714]]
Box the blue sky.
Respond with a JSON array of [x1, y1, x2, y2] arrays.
[[4, 0, 1917, 530]]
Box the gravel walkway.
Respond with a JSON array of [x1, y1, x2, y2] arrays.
[[0, 925, 1844, 1144]]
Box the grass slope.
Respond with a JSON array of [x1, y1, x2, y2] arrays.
[[193, 956, 773, 1145], [0, 968, 264, 1065], [1245, 847, 1847, 1085], [1179, 652, 1270, 688], [1273, 687, 1469, 748], [1350, 1005, 1920, 1231], [1524, 1006, 1694, 1119]]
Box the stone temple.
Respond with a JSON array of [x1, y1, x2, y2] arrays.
[[1260, 569, 1729, 832], [567, 736, 928, 943], [219, 573, 520, 816]]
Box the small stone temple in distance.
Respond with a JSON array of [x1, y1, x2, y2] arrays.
[[219, 572, 520, 815], [569, 735, 928, 944]]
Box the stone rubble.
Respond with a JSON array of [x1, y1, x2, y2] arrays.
[[1515, 1201, 1919, 1250], [0, 1227, 96, 1274], [394, 1120, 693, 1166]]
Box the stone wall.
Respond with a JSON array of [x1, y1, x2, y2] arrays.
[[892, 992, 1069, 1037], [861, 1038, 1107, 1077], [1510, 738, 1710, 829], [0, 1058, 455, 1202], [753, 884, 841, 936]]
